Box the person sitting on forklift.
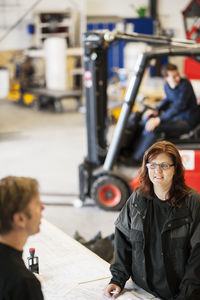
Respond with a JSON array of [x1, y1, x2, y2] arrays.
[[123, 63, 199, 165]]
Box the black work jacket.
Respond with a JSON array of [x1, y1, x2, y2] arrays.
[[110, 190, 200, 300]]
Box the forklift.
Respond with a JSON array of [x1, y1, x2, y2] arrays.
[[79, 30, 200, 211]]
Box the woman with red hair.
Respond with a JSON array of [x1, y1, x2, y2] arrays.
[[104, 141, 200, 300]]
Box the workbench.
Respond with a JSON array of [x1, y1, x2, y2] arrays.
[[24, 219, 159, 300]]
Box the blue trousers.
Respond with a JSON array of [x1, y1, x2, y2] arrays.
[[132, 119, 192, 162]]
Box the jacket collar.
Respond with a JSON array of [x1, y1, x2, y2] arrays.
[[133, 192, 149, 217], [133, 191, 192, 226]]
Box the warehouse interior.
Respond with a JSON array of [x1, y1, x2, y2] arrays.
[[1, 0, 200, 298], [1, 0, 200, 241]]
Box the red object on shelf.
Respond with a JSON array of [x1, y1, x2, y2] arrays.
[[184, 57, 200, 79], [182, 0, 200, 42]]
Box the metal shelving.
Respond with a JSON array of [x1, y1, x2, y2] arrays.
[[34, 10, 76, 47]]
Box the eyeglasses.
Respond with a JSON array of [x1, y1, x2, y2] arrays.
[[146, 162, 175, 170]]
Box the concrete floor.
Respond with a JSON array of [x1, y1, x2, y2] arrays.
[[0, 99, 121, 241]]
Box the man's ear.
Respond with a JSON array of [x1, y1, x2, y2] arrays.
[[12, 212, 27, 229]]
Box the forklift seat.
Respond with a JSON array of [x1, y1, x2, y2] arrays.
[[166, 124, 200, 150]]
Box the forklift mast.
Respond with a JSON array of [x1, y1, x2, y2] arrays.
[[83, 32, 108, 166]]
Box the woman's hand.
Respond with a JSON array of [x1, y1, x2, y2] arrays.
[[103, 283, 121, 298]]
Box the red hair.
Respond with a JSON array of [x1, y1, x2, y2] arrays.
[[138, 141, 191, 206]]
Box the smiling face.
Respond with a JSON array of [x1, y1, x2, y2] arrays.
[[165, 69, 181, 89], [147, 152, 175, 191]]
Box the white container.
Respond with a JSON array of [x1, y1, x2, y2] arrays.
[[44, 37, 67, 90], [0, 67, 9, 99]]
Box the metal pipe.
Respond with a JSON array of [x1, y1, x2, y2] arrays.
[[104, 30, 197, 47], [146, 46, 200, 57], [149, 0, 157, 19], [103, 53, 148, 171]]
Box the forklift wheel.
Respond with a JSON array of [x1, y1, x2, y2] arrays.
[[91, 175, 130, 211]]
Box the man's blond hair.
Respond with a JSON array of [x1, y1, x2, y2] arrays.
[[0, 176, 39, 234]]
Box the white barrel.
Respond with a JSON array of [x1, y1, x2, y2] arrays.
[[0, 67, 9, 99], [44, 37, 67, 90]]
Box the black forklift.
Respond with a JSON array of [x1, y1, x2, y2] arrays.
[[79, 30, 200, 211]]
